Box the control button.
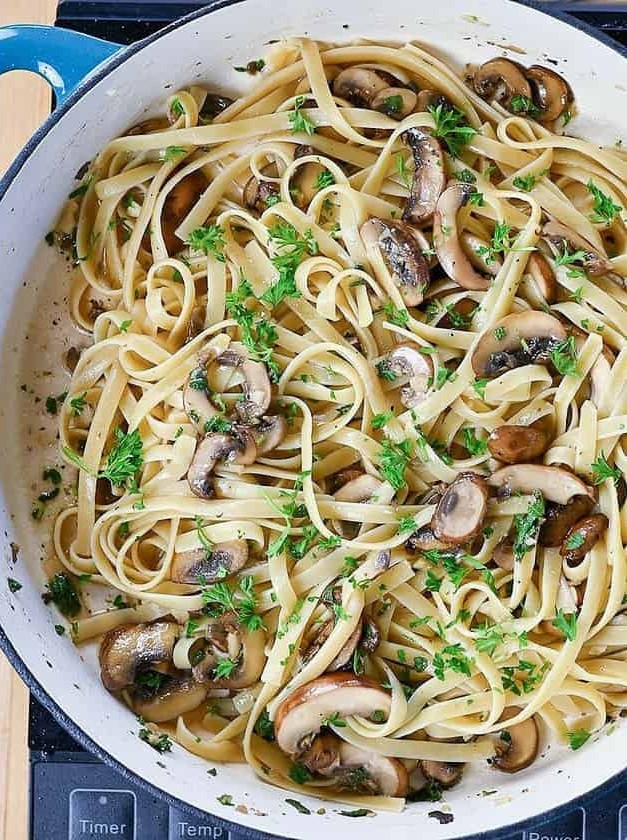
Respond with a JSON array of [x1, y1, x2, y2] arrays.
[[168, 806, 230, 839], [69, 788, 136, 838], [523, 806, 585, 840]]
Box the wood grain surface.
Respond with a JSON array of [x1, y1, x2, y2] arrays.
[[1, 2, 58, 837]]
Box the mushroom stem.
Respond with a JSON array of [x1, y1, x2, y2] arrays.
[[433, 184, 489, 291]]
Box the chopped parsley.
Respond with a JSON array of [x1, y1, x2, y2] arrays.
[[513, 174, 537, 192], [139, 728, 172, 753], [591, 451, 622, 485], [512, 491, 545, 562], [395, 153, 412, 189], [372, 411, 393, 430], [163, 145, 187, 161], [100, 427, 144, 488], [567, 729, 591, 750], [315, 169, 335, 191], [587, 179, 622, 225], [472, 378, 488, 400], [46, 572, 81, 617], [289, 763, 313, 784], [427, 104, 476, 158], [433, 643, 473, 680], [254, 709, 275, 741], [7, 578, 22, 593], [378, 438, 412, 490], [288, 96, 316, 136], [382, 94, 404, 115], [552, 608, 577, 641], [186, 224, 226, 262], [510, 94, 538, 117], [69, 393, 87, 416], [201, 575, 265, 631], [565, 531, 586, 551], [462, 427, 488, 456], [321, 712, 346, 727], [550, 336, 579, 377], [213, 657, 239, 679]]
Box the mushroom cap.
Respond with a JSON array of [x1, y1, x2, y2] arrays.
[[183, 365, 220, 432], [187, 432, 257, 498], [361, 217, 431, 307], [405, 526, 453, 554], [472, 58, 532, 109], [171, 540, 248, 585], [431, 472, 488, 545], [386, 343, 433, 408], [193, 617, 266, 689], [218, 351, 272, 420], [401, 128, 445, 227], [332, 66, 391, 106], [539, 494, 595, 547], [133, 674, 208, 723], [243, 173, 279, 215], [162, 171, 207, 254], [420, 759, 464, 789], [337, 742, 409, 796], [493, 710, 539, 773], [493, 540, 514, 572], [274, 673, 392, 756], [542, 221, 612, 277], [290, 161, 328, 211], [433, 184, 490, 292], [99, 620, 178, 692], [561, 513, 608, 564], [200, 92, 234, 122], [527, 65, 573, 122], [471, 310, 567, 378], [300, 733, 342, 776], [334, 473, 383, 503], [487, 424, 549, 464], [461, 232, 502, 277], [371, 87, 417, 120], [526, 252, 557, 303], [489, 464, 595, 506], [245, 415, 288, 455]]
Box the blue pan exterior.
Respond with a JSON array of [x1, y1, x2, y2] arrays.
[[0, 2, 624, 836]]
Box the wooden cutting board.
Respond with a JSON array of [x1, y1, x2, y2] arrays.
[[0, 1, 58, 837]]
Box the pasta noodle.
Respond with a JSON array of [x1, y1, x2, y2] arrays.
[[44, 37, 627, 806]]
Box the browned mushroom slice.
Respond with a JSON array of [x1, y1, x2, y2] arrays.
[[162, 171, 207, 253], [192, 613, 266, 689], [186, 306, 207, 343], [561, 513, 608, 563], [243, 165, 279, 214], [217, 350, 272, 421], [493, 540, 514, 572], [134, 674, 208, 723], [416, 89, 452, 112], [431, 473, 488, 545], [539, 494, 595, 547], [492, 712, 539, 773], [489, 464, 595, 506], [289, 161, 328, 210], [471, 311, 567, 378], [187, 432, 257, 498], [401, 128, 445, 227], [300, 733, 341, 776], [171, 540, 248, 584], [244, 415, 287, 455], [183, 365, 221, 432], [371, 87, 417, 119], [334, 473, 383, 502], [99, 620, 178, 692], [542, 221, 614, 278], [384, 343, 433, 408], [335, 742, 409, 796], [487, 424, 549, 464], [126, 117, 170, 136], [433, 185, 489, 292], [472, 58, 532, 111], [65, 346, 82, 374], [199, 92, 234, 123], [405, 526, 454, 554], [361, 218, 431, 306], [461, 232, 502, 276], [329, 620, 364, 671], [274, 673, 392, 755], [526, 252, 557, 303], [332, 67, 394, 107], [526, 66, 573, 123], [420, 760, 464, 789]]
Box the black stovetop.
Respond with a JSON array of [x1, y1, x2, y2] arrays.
[[29, 2, 627, 837]]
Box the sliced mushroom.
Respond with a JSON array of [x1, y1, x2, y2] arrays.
[[526, 252, 557, 303], [186, 306, 207, 343], [542, 221, 613, 278], [99, 620, 178, 692], [65, 346, 82, 374], [134, 674, 208, 723], [274, 672, 392, 756], [420, 760, 464, 789], [217, 350, 272, 420], [334, 473, 383, 503], [371, 87, 417, 119], [527, 66, 573, 123], [539, 494, 595, 547], [590, 351, 613, 409], [162, 171, 207, 254], [329, 620, 364, 671], [183, 365, 220, 432], [561, 514, 608, 564], [192, 612, 265, 689], [461, 232, 502, 276], [244, 415, 287, 455], [401, 128, 445, 227], [361, 218, 431, 307], [433, 184, 490, 292], [489, 464, 595, 506], [492, 711, 539, 773], [332, 67, 392, 107], [405, 526, 454, 554], [487, 424, 549, 464], [187, 432, 257, 498], [290, 161, 327, 210], [383, 343, 433, 408], [416, 89, 451, 111], [472, 58, 532, 110], [126, 117, 170, 136], [431, 473, 488, 545], [493, 540, 514, 572], [300, 733, 341, 776], [471, 311, 567, 378], [171, 540, 248, 584], [243, 166, 279, 214], [336, 742, 409, 796]]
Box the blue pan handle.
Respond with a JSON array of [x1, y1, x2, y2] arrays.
[[0, 24, 121, 108]]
